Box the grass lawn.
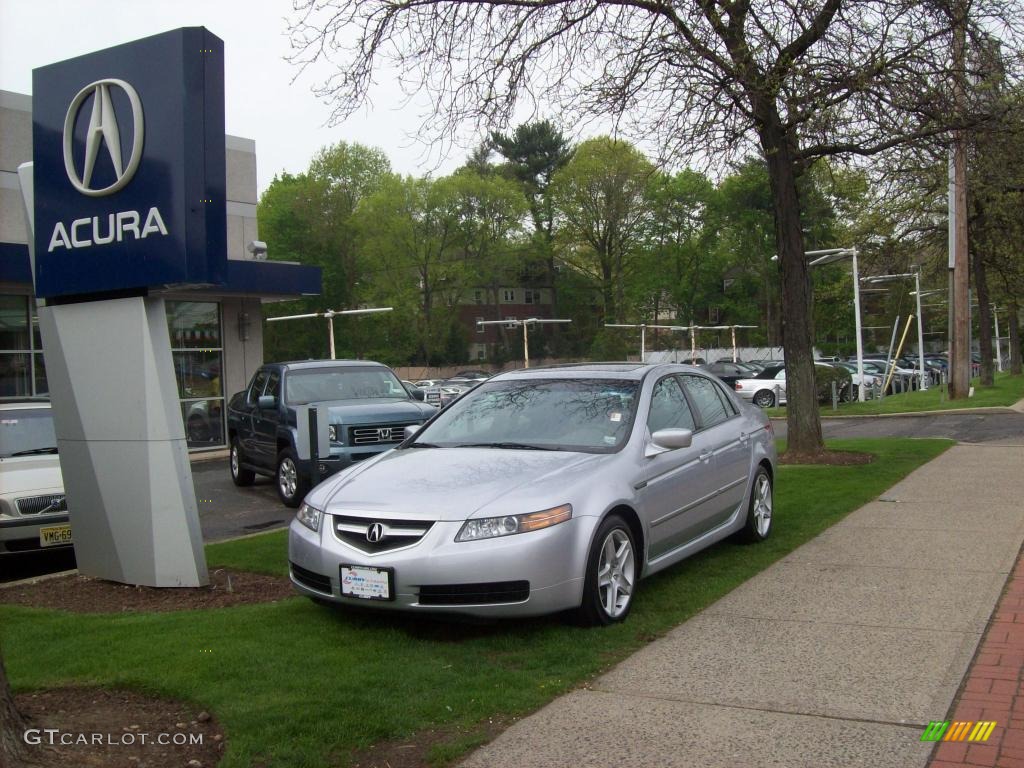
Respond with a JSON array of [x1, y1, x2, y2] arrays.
[[767, 371, 1024, 418], [1, 437, 952, 768]]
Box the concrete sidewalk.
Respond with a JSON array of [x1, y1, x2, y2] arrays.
[[461, 444, 1024, 768]]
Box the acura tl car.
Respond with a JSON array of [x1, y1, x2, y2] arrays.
[[288, 363, 776, 625]]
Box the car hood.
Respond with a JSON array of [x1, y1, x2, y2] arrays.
[[0, 456, 63, 497], [292, 400, 435, 424], [315, 448, 610, 521]]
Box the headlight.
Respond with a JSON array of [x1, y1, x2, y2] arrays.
[[455, 504, 572, 542], [296, 502, 322, 532], [328, 425, 338, 442]]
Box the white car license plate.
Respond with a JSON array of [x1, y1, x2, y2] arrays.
[[340, 565, 393, 601], [39, 524, 72, 547]]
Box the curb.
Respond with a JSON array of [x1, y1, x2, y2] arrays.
[[0, 568, 78, 590], [769, 405, 1020, 421]]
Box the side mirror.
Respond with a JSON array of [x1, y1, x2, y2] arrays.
[[403, 425, 421, 441], [646, 428, 693, 457], [257, 395, 276, 410], [409, 387, 425, 401]]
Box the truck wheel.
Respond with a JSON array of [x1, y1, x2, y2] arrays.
[[276, 448, 311, 508], [230, 437, 256, 487]]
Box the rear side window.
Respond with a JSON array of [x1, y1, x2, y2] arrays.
[[647, 376, 696, 433], [681, 375, 730, 429]]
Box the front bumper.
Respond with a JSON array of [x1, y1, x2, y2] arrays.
[[0, 513, 72, 554], [288, 513, 590, 617]]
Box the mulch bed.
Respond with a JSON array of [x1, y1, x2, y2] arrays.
[[0, 568, 293, 613], [15, 687, 224, 768], [778, 449, 875, 466]]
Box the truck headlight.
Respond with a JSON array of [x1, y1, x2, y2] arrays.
[[296, 502, 323, 532], [456, 504, 572, 542]]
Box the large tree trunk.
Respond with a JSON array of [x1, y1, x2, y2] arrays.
[[1, 650, 30, 768], [758, 121, 824, 455], [1009, 299, 1022, 376], [972, 250, 994, 386]]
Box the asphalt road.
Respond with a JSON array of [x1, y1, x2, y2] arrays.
[[5, 411, 1022, 583], [773, 410, 1024, 445]]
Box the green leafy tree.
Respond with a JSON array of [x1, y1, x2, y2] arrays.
[[258, 142, 393, 361], [550, 137, 655, 324]]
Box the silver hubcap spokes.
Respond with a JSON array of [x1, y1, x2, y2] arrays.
[[230, 446, 239, 476], [597, 529, 635, 618], [279, 458, 297, 498], [754, 475, 772, 536], [756, 392, 773, 408]]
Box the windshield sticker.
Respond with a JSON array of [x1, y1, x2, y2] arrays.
[[1, 420, 18, 425], [609, 412, 622, 422], [603, 435, 617, 444]]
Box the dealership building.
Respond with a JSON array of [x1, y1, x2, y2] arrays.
[[0, 88, 320, 450]]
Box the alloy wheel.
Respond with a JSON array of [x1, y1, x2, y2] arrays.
[[753, 474, 772, 537], [279, 457, 298, 499], [597, 529, 635, 619]]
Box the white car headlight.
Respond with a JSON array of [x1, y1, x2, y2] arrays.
[[456, 504, 572, 542], [296, 502, 323, 532]]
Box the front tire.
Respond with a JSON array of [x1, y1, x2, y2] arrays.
[[740, 467, 773, 543], [577, 514, 637, 626], [276, 448, 310, 508], [229, 437, 255, 487], [753, 389, 776, 408]]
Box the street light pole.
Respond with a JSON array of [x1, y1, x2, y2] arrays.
[[808, 248, 866, 401], [914, 269, 927, 390], [266, 307, 394, 360], [479, 318, 572, 368]]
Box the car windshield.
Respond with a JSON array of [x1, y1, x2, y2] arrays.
[[0, 408, 57, 458], [285, 367, 410, 405], [411, 378, 639, 452]]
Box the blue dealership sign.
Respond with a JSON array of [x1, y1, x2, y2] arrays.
[[32, 28, 227, 300]]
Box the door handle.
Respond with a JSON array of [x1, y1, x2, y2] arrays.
[[739, 431, 749, 443], [699, 450, 713, 462]]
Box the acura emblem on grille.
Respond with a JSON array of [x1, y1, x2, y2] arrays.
[[366, 522, 385, 543], [377, 427, 392, 441]]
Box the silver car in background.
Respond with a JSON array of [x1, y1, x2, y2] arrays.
[[289, 363, 776, 624]]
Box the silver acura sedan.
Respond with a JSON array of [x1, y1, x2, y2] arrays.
[[288, 363, 776, 625]]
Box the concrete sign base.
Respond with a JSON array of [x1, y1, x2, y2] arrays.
[[38, 296, 209, 587]]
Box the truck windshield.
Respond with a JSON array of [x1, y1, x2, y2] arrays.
[[285, 367, 410, 404]]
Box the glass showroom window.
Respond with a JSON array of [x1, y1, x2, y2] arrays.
[[0, 295, 47, 399], [166, 301, 224, 449]]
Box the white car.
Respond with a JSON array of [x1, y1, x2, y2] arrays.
[[0, 401, 71, 555]]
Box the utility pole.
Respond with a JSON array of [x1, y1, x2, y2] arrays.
[[266, 307, 393, 359], [949, 0, 971, 398], [478, 318, 571, 368]]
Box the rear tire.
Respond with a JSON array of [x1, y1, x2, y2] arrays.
[[577, 514, 637, 626], [230, 437, 255, 487], [753, 390, 776, 408], [740, 467, 773, 543], [276, 448, 310, 508]]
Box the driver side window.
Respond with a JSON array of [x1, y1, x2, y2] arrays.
[[247, 370, 269, 405], [647, 376, 696, 434]]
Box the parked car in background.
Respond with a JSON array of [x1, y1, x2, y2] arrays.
[[0, 401, 71, 556], [450, 370, 492, 381], [700, 362, 750, 387], [227, 360, 437, 507], [834, 361, 882, 394], [288, 363, 776, 624], [734, 363, 853, 408]]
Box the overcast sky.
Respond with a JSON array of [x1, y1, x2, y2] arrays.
[[0, 0, 476, 194]]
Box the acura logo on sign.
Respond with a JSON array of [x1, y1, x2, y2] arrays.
[[63, 78, 144, 197], [366, 523, 385, 543]]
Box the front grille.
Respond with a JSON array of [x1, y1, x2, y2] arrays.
[[16, 494, 67, 515], [418, 581, 531, 606], [333, 514, 434, 554], [290, 562, 332, 594], [348, 423, 416, 446]]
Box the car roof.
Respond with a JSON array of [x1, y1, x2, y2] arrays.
[[494, 362, 710, 382], [0, 400, 51, 411], [272, 359, 391, 371]]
